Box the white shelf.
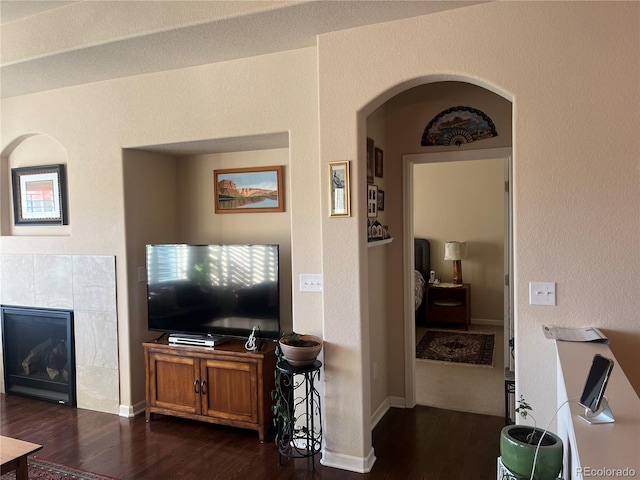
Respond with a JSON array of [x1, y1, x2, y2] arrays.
[[367, 238, 393, 247]]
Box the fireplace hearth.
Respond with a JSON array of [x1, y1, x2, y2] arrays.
[[1, 306, 76, 406]]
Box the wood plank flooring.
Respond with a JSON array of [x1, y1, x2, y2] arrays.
[[1, 394, 504, 479]]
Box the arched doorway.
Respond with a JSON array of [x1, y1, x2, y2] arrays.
[[363, 79, 513, 427]]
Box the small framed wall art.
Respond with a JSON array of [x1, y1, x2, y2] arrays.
[[214, 165, 284, 213], [367, 184, 378, 218], [374, 147, 383, 178], [11, 164, 68, 225], [366, 137, 374, 184], [329, 161, 351, 217]]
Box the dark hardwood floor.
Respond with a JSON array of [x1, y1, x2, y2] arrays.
[[1, 394, 504, 479]]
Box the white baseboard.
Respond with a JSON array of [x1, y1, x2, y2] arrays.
[[388, 395, 406, 408], [471, 318, 504, 327], [371, 398, 390, 429], [371, 396, 405, 429], [321, 447, 376, 473], [119, 400, 146, 418]]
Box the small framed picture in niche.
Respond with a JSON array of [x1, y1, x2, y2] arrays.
[[11, 164, 68, 225], [213, 165, 284, 213]]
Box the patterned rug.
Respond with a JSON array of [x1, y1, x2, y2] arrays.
[[416, 330, 495, 366], [0, 457, 117, 480]]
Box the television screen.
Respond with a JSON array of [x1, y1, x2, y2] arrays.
[[146, 244, 280, 340]]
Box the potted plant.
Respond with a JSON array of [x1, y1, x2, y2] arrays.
[[278, 332, 323, 367], [500, 395, 563, 480]]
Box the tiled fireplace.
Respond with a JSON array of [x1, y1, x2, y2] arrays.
[[0, 254, 119, 414]]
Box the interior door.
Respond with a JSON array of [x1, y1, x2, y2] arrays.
[[403, 147, 513, 407]]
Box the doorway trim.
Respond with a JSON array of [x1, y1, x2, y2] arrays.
[[402, 146, 513, 407]]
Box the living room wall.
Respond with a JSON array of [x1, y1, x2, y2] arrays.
[[317, 1, 639, 469], [1, 47, 321, 413], [1, 1, 638, 474]]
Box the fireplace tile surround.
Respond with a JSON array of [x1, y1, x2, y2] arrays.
[[0, 254, 119, 414]]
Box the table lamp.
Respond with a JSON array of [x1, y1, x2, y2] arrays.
[[444, 241, 468, 284]]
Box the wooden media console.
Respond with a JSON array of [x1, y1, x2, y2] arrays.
[[143, 338, 276, 442]]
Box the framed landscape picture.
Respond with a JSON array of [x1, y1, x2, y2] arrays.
[[11, 164, 68, 225], [214, 165, 284, 213]]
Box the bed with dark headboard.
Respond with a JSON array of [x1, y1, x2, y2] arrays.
[[414, 238, 431, 322]]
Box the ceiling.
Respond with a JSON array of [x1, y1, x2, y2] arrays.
[[0, 1, 79, 23], [1, 0, 483, 99], [1, 1, 484, 155]]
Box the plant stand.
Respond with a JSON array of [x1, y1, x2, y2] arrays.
[[274, 360, 322, 471], [497, 457, 564, 480]]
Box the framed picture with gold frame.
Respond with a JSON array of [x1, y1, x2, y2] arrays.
[[329, 161, 350, 217], [213, 165, 284, 213]]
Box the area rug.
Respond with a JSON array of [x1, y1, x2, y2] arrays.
[[0, 457, 117, 480], [416, 330, 495, 367]]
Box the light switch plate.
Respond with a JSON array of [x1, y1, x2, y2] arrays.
[[529, 282, 556, 305], [300, 274, 323, 292]]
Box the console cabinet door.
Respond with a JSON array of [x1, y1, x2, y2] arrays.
[[148, 352, 201, 415], [201, 358, 258, 423]]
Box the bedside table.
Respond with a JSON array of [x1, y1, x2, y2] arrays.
[[425, 283, 470, 329]]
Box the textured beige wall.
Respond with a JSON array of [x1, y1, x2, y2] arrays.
[[318, 0, 639, 465], [122, 149, 180, 407]]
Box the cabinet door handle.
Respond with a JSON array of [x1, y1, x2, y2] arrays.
[[201, 380, 207, 395], [193, 379, 199, 394]]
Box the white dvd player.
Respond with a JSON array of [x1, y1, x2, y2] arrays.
[[168, 334, 228, 347]]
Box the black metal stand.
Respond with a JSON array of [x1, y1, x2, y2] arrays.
[[275, 360, 322, 471], [504, 368, 515, 424]]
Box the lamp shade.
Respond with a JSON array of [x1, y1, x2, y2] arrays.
[[444, 241, 468, 261]]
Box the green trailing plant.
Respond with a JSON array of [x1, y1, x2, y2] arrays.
[[515, 395, 539, 445], [502, 395, 564, 479], [271, 344, 289, 444], [271, 343, 302, 446]]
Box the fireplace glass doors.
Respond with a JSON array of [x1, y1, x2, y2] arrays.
[[1, 306, 76, 406]]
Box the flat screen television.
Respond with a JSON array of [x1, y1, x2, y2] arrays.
[[146, 244, 280, 341]]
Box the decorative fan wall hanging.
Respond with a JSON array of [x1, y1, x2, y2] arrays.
[[421, 106, 498, 147]]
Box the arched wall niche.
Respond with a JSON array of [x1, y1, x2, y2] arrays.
[[1, 133, 69, 236]]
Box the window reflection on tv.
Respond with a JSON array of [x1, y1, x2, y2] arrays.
[[146, 244, 280, 341]]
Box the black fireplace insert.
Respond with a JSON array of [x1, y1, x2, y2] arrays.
[[1, 306, 76, 406]]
